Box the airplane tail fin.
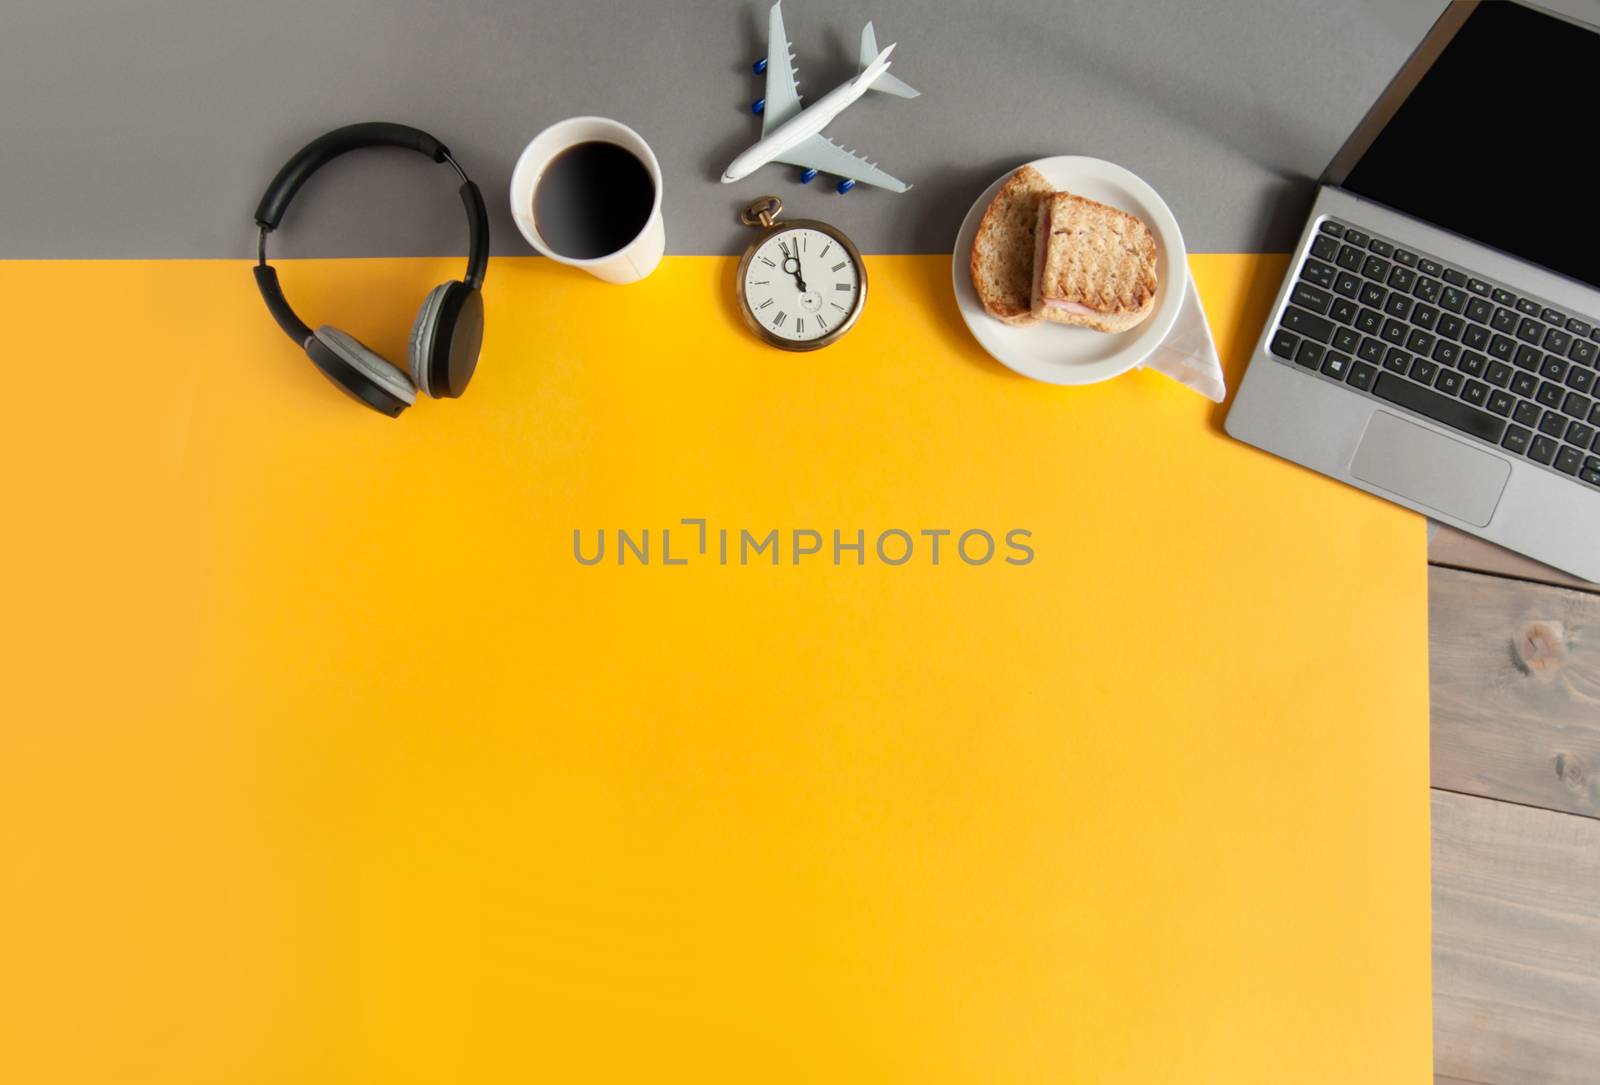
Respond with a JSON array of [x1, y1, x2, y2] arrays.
[[858, 22, 920, 98]]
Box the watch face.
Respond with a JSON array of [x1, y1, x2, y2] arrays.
[[740, 224, 864, 349]]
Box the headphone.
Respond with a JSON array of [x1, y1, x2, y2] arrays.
[[253, 122, 489, 418]]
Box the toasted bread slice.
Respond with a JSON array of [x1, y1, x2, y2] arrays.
[[1030, 191, 1158, 333], [970, 166, 1053, 326]]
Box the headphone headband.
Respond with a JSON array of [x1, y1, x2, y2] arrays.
[[253, 122, 488, 349], [253, 122, 450, 230]]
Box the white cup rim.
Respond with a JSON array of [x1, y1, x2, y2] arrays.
[[510, 116, 663, 267]]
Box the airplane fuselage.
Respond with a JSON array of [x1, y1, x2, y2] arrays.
[[721, 58, 888, 183]]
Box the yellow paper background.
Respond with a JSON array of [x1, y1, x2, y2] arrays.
[[0, 254, 1429, 1083]]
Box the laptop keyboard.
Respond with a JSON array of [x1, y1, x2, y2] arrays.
[[1269, 217, 1600, 490]]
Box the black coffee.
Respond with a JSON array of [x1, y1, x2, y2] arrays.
[[534, 141, 655, 260]]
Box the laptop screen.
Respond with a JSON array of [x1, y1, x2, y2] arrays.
[[1341, 2, 1600, 291]]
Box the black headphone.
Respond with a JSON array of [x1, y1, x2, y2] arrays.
[[253, 122, 489, 418]]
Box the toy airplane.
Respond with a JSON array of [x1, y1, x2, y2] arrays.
[[721, 1, 919, 194]]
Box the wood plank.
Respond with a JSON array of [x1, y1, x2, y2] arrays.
[[1432, 790, 1600, 1085], [1429, 526, 1597, 594], [1430, 567, 1600, 818]]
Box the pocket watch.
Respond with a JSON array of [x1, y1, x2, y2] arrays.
[[735, 196, 867, 351]]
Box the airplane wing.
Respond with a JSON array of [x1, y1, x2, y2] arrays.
[[761, 2, 804, 136], [773, 134, 911, 193]]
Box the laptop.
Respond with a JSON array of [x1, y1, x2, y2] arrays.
[[1226, 0, 1600, 582]]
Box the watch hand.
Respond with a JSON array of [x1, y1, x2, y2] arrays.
[[781, 253, 806, 293]]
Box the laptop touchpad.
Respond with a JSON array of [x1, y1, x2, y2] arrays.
[[1349, 411, 1510, 527]]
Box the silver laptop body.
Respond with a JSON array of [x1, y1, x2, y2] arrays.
[[1226, 0, 1600, 582]]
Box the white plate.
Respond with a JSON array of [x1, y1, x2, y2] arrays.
[[951, 156, 1188, 385]]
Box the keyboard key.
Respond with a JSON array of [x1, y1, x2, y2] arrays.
[[1537, 381, 1566, 408], [1514, 400, 1542, 426], [1418, 258, 1443, 277], [1395, 249, 1419, 267], [1465, 297, 1493, 324], [1362, 255, 1391, 281], [1570, 339, 1597, 366], [1538, 411, 1568, 437], [1443, 268, 1468, 287], [1311, 234, 1340, 261], [1467, 277, 1491, 296], [1555, 445, 1583, 475], [1514, 344, 1542, 371], [1516, 297, 1541, 316], [1434, 341, 1461, 367], [1292, 283, 1333, 314], [1583, 465, 1600, 486], [1358, 336, 1385, 363], [1331, 299, 1359, 327], [1334, 271, 1361, 299], [1413, 277, 1442, 303], [1282, 306, 1335, 342], [1406, 328, 1437, 354], [1295, 340, 1325, 369], [1544, 327, 1572, 354], [1437, 314, 1466, 341], [1462, 323, 1489, 349], [1491, 307, 1518, 333], [1567, 421, 1596, 448], [1372, 373, 1506, 443], [1440, 286, 1467, 314], [1321, 351, 1352, 380], [1360, 282, 1387, 308], [1502, 425, 1532, 454], [1517, 316, 1545, 343], [1566, 391, 1594, 418], [1488, 389, 1515, 416], [1592, 402, 1600, 426], [1543, 307, 1567, 326], [1567, 316, 1592, 336], [1530, 435, 1558, 465], [1356, 308, 1383, 334], [1463, 379, 1489, 407], [1410, 357, 1439, 383], [1302, 259, 1335, 288], [1567, 367, 1595, 394], [1344, 228, 1371, 247], [1436, 369, 1463, 396], [1491, 287, 1517, 306], [1459, 350, 1487, 377], [1383, 347, 1411, 374], [1368, 238, 1394, 257], [1333, 325, 1360, 352], [1318, 220, 1344, 237], [1383, 293, 1414, 320], [1388, 266, 1417, 291], [1347, 360, 1377, 390], [1512, 372, 1539, 399], [1381, 318, 1408, 345], [1540, 355, 1569, 382], [1337, 244, 1366, 271], [1412, 303, 1440, 330], [1486, 359, 1512, 387]]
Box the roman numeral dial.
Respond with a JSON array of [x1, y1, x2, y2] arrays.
[[739, 223, 865, 350]]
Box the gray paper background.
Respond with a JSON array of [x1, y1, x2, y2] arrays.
[[0, 0, 1446, 258]]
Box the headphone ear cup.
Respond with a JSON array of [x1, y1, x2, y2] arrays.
[[408, 281, 484, 399], [309, 326, 416, 416], [408, 283, 452, 395]]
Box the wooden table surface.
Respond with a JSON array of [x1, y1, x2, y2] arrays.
[[1426, 526, 1599, 1085]]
